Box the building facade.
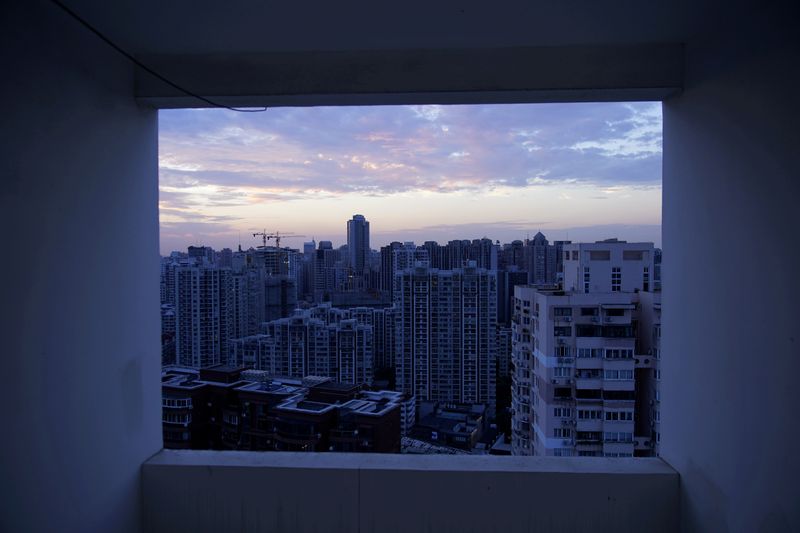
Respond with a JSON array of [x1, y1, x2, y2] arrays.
[[511, 240, 661, 458], [394, 263, 497, 407]]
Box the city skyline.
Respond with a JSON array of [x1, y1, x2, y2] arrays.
[[159, 102, 662, 254]]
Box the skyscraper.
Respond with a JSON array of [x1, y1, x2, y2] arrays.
[[346, 214, 370, 274], [394, 262, 497, 407]]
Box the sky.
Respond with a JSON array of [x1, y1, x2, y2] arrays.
[[159, 102, 662, 254]]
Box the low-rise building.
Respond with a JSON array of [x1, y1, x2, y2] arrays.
[[161, 365, 403, 453]]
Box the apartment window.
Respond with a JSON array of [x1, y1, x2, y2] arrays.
[[580, 307, 599, 316], [604, 369, 633, 380], [576, 325, 602, 337], [553, 326, 572, 337], [554, 307, 572, 317], [554, 428, 572, 438], [611, 267, 621, 292], [577, 348, 602, 358], [553, 407, 573, 417], [604, 348, 633, 359], [553, 367, 571, 378], [163, 412, 192, 424], [554, 448, 575, 457], [578, 409, 602, 420], [604, 431, 633, 443], [554, 346, 571, 357], [623, 250, 644, 260], [605, 411, 634, 421], [589, 251, 611, 260]]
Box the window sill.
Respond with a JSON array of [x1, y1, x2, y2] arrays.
[[143, 449, 678, 532]]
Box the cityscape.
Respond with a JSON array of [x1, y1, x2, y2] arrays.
[[6, 2, 793, 531], [160, 216, 662, 457]]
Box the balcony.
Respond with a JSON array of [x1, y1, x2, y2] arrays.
[[575, 378, 602, 390], [143, 450, 678, 532], [5, 1, 797, 532]]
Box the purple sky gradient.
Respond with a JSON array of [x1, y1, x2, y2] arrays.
[[159, 102, 662, 253]]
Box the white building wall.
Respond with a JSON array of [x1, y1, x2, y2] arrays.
[[662, 7, 800, 531], [562, 242, 654, 294], [1, 4, 161, 531]]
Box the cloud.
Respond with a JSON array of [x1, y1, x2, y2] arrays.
[[159, 102, 662, 204], [158, 103, 662, 252]]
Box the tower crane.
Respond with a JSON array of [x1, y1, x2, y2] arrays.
[[251, 230, 306, 249]]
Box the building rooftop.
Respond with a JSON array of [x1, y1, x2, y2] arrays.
[[275, 398, 338, 414], [339, 398, 399, 417]]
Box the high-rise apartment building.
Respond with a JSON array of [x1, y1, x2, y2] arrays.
[[379, 241, 402, 295], [524, 232, 557, 285], [346, 214, 370, 274], [230, 267, 266, 339], [637, 290, 662, 454], [229, 306, 375, 386], [511, 240, 661, 458], [174, 264, 232, 368], [313, 241, 340, 299], [562, 240, 655, 293], [394, 263, 497, 407], [510, 288, 639, 457]]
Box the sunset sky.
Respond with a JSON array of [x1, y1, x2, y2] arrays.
[[159, 102, 662, 254]]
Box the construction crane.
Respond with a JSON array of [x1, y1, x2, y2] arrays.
[[251, 230, 306, 250]]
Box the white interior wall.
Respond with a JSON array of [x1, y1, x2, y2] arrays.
[[0, 3, 161, 532], [661, 4, 800, 532]]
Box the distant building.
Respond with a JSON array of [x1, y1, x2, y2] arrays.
[[174, 264, 232, 368], [410, 402, 489, 452], [394, 263, 497, 407], [524, 232, 557, 285], [161, 366, 403, 453], [347, 214, 370, 274], [229, 305, 377, 386], [160, 304, 176, 366], [313, 240, 340, 300]]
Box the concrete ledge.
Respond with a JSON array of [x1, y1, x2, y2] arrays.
[[143, 450, 679, 533]]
